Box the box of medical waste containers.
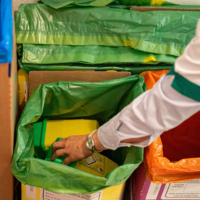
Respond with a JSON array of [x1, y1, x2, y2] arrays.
[[18, 70, 142, 199], [22, 118, 125, 200], [21, 109, 126, 199], [13, 70, 144, 194]]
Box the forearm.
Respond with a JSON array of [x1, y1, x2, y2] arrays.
[[92, 130, 150, 151]]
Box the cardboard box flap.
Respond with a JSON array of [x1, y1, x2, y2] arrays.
[[130, 6, 200, 11], [29, 71, 131, 98]]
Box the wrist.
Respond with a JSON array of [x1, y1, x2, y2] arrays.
[[92, 130, 107, 151], [83, 135, 94, 155]]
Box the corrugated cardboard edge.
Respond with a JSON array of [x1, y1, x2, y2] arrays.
[[11, 11, 18, 152], [28, 71, 131, 98], [130, 6, 200, 11], [0, 9, 18, 200]]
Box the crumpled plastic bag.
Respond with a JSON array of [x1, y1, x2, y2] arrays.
[[22, 44, 176, 65], [15, 4, 200, 56], [40, 0, 114, 8], [12, 76, 145, 193], [143, 70, 200, 183], [18, 59, 172, 75], [140, 70, 169, 90]]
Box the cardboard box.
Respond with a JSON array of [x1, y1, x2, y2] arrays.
[[131, 163, 200, 200], [28, 71, 131, 98], [18, 70, 131, 111], [13, 0, 38, 12], [19, 70, 130, 200], [130, 6, 200, 11], [21, 182, 126, 200], [0, 22, 18, 200]]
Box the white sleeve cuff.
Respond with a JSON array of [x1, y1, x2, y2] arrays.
[[97, 115, 121, 150]]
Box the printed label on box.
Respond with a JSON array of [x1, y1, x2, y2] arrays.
[[44, 190, 103, 200], [161, 180, 200, 199], [26, 185, 36, 199], [78, 154, 105, 174], [146, 183, 162, 200]]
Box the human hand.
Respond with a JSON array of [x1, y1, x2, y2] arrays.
[[50, 130, 107, 165]]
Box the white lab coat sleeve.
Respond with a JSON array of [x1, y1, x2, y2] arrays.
[[97, 20, 200, 150]]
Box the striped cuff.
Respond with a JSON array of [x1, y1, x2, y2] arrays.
[[167, 67, 200, 102]]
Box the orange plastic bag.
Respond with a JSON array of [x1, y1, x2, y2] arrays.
[[140, 70, 169, 90], [141, 70, 200, 183]]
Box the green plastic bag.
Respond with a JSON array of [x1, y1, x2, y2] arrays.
[[40, 0, 114, 8], [22, 44, 176, 65], [11, 76, 145, 193], [18, 59, 172, 74], [15, 4, 200, 56], [17, 45, 22, 57], [106, 0, 131, 9]]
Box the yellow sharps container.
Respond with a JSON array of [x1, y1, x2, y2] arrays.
[[33, 119, 118, 178], [33, 119, 99, 151]]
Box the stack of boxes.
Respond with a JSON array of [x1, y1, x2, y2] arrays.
[[0, 0, 198, 200]]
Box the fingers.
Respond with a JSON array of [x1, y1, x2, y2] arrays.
[[52, 139, 66, 152], [50, 149, 67, 161], [50, 135, 93, 166], [62, 156, 74, 166]]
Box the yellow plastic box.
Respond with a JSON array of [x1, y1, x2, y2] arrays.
[[33, 119, 99, 152], [33, 119, 119, 178]]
